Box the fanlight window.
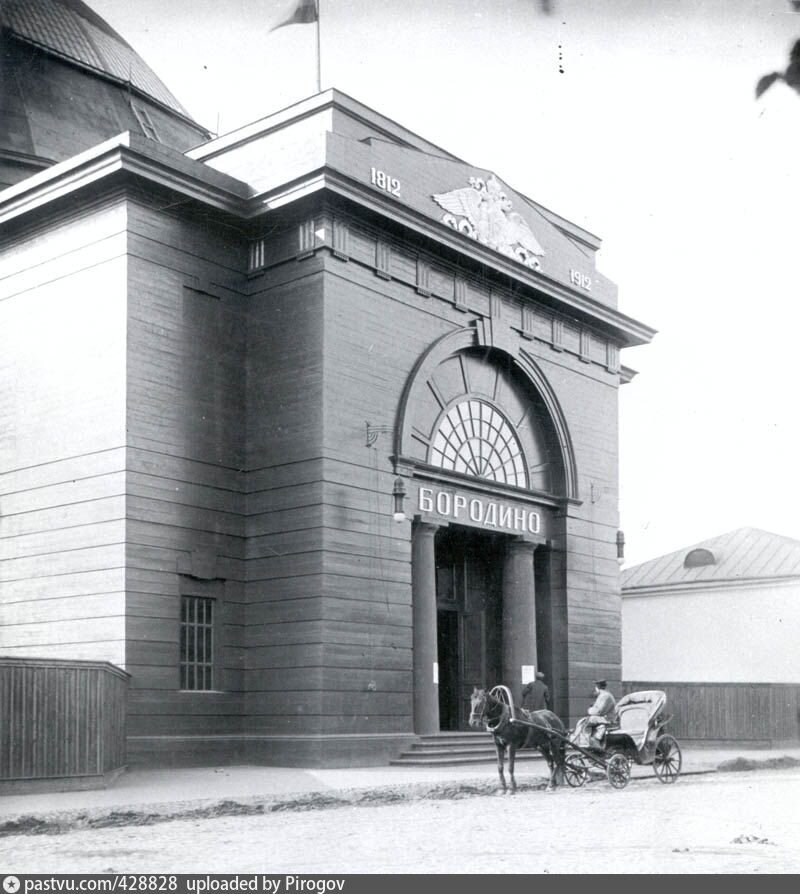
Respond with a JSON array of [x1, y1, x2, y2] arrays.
[[429, 399, 528, 488]]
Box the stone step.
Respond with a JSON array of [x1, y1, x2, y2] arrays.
[[412, 737, 493, 747], [390, 750, 543, 767], [408, 743, 503, 755], [391, 730, 547, 766]]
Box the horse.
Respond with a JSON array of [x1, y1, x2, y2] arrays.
[[469, 686, 567, 794]]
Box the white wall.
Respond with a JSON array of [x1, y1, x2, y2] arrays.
[[0, 202, 128, 668], [622, 579, 800, 683]]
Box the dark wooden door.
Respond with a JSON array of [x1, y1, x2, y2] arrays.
[[459, 610, 485, 727], [436, 610, 460, 731], [436, 527, 499, 730]]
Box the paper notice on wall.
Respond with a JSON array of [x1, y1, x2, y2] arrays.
[[521, 665, 535, 684], [433, 662, 439, 685]]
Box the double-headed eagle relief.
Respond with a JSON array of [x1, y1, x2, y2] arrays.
[[433, 175, 545, 271]]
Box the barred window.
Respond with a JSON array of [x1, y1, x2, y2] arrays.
[[180, 596, 214, 690], [429, 399, 528, 488]]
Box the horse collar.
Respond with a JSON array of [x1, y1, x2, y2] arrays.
[[486, 703, 508, 733]]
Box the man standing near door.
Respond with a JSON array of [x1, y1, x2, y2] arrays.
[[521, 670, 551, 712]]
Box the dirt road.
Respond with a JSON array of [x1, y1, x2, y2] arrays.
[[2, 769, 799, 874]]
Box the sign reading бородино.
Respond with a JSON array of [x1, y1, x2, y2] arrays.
[[416, 484, 549, 540]]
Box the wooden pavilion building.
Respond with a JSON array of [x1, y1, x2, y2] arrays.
[[0, 0, 655, 768]]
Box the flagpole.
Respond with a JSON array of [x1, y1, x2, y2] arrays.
[[316, 0, 321, 92]]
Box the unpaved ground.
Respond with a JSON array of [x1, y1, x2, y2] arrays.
[[2, 769, 799, 874]]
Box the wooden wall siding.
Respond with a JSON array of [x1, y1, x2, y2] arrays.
[[0, 197, 127, 301], [550, 329, 620, 723], [124, 202, 249, 742], [0, 261, 127, 470], [0, 196, 130, 669], [0, 165, 632, 763], [248, 207, 623, 377], [622, 682, 800, 744], [246, 714, 412, 735], [245, 267, 325, 469], [318, 229, 622, 731], [126, 198, 248, 278], [243, 257, 330, 734], [771, 687, 800, 742], [0, 658, 128, 782]]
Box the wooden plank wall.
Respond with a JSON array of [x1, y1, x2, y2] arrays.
[[622, 681, 800, 744], [1, 184, 626, 763], [124, 199, 248, 743], [313, 200, 624, 736], [0, 195, 129, 667], [0, 657, 129, 781], [316, 251, 452, 739], [244, 252, 327, 738]]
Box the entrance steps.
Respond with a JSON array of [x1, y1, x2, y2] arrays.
[[390, 731, 543, 766]]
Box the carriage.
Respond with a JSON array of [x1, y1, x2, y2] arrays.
[[472, 685, 682, 791], [561, 689, 682, 789]]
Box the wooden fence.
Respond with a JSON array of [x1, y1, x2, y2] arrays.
[[0, 657, 130, 792], [622, 681, 800, 746]]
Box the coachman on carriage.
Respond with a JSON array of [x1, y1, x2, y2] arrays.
[[469, 686, 682, 792]]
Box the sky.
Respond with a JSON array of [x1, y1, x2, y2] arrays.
[[91, 0, 800, 566]]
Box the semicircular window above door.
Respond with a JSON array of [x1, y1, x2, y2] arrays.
[[429, 399, 528, 488], [404, 348, 566, 496]]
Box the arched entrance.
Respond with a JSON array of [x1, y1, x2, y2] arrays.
[[396, 327, 575, 734]]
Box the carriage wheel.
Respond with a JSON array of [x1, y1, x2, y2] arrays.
[[606, 753, 631, 789], [564, 754, 589, 788], [653, 734, 682, 784]]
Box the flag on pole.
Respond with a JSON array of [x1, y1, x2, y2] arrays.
[[270, 0, 318, 32]]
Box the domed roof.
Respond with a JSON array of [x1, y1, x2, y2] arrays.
[[0, 0, 210, 189], [2, 0, 188, 116]]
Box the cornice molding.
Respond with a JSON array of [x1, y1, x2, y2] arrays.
[[0, 138, 655, 348], [622, 574, 800, 597], [394, 457, 565, 511], [0, 134, 250, 226], [294, 169, 656, 348]]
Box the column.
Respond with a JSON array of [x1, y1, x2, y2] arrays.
[[502, 538, 537, 707], [412, 521, 440, 735]]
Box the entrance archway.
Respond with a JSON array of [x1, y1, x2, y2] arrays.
[[401, 329, 574, 735], [394, 325, 578, 501]]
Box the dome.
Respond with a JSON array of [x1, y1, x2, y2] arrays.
[[0, 0, 210, 188]]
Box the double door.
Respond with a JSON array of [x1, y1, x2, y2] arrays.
[[435, 527, 503, 730]]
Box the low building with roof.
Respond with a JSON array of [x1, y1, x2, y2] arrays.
[[621, 528, 800, 745], [622, 527, 800, 682]]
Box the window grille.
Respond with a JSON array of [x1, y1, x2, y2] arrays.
[[429, 399, 528, 488], [180, 596, 214, 690]]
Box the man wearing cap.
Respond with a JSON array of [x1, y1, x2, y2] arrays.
[[521, 671, 551, 712], [584, 680, 617, 750]]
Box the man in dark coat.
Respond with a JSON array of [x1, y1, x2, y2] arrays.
[[521, 671, 550, 712]]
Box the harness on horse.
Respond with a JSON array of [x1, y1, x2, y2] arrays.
[[471, 684, 568, 792], [484, 685, 515, 731], [483, 685, 556, 748]]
